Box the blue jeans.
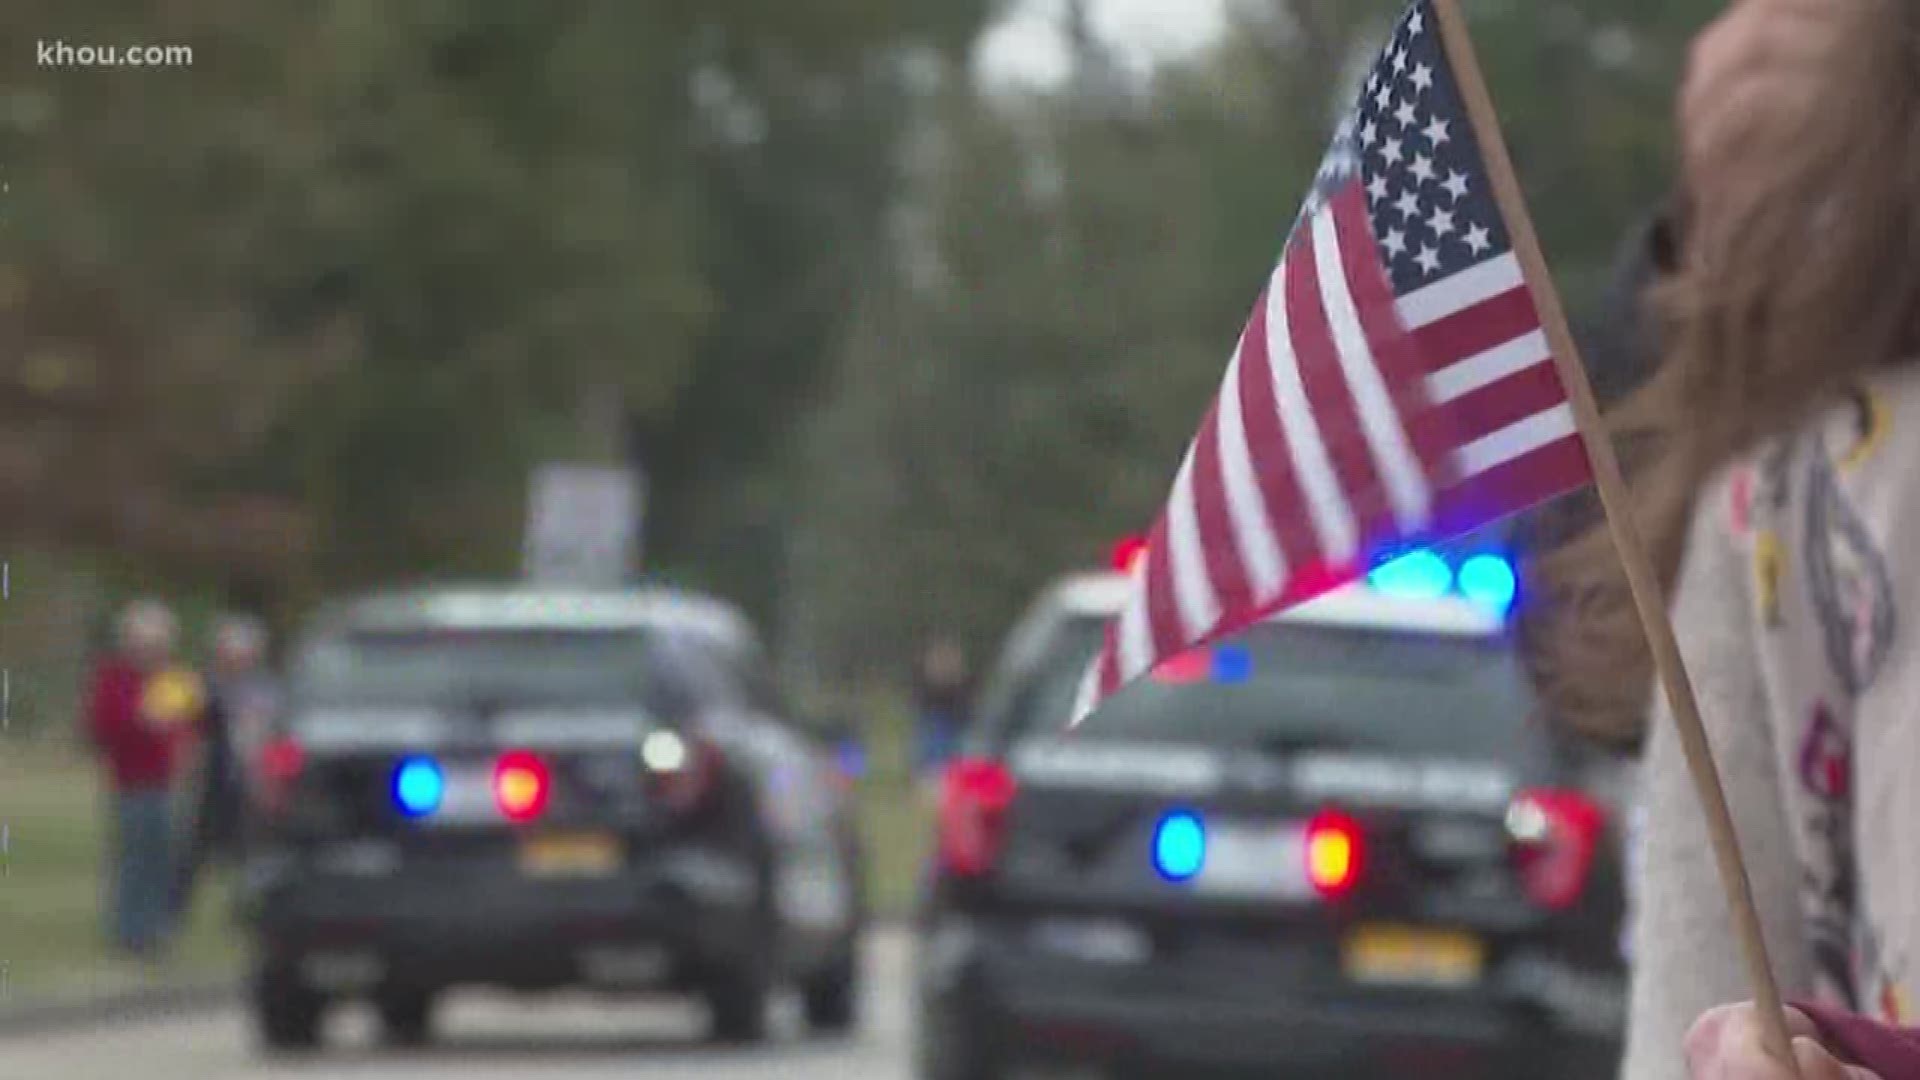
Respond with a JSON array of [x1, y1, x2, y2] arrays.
[[108, 788, 174, 954], [915, 713, 958, 776]]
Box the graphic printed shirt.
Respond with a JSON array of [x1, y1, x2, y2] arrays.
[[1623, 365, 1920, 1079]]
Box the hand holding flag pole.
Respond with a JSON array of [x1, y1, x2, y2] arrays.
[[1073, 0, 1799, 1067]]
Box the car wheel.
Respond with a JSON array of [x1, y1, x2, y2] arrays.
[[801, 949, 860, 1034], [253, 966, 324, 1052], [376, 989, 436, 1047], [704, 963, 773, 1044]]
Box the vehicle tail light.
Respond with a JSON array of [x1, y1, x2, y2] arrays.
[[1507, 788, 1606, 910], [642, 729, 724, 815], [254, 735, 306, 814], [937, 757, 1018, 878], [494, 750, 552, 824], [1306, 809, 1364, 899]]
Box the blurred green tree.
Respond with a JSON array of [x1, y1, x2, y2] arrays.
[[0, 0, 990, 623], [0, 0, 1720, 685], [783, 0, 1718, 682], [633, 0, 990, 624]]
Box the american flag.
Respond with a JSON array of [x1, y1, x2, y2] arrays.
[[1076, 0, 1591, 719]]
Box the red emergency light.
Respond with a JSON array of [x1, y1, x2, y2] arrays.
[[494, 750, 551, 823]]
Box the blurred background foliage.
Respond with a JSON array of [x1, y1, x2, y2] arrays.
[[0, 0, 1714, 719]]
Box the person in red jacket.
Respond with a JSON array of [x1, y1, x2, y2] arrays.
[[87, 599, 192, 958]]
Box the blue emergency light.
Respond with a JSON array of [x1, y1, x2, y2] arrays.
[[1366, 549, 1453, 599], [1366, 548, 1517, 616], [836, 739, 867, 780], [1152, 811, 1207, 883], [1210, 643, 1253, 684], [1457, 554, 1518, 615], [392, 756, 445, 818]]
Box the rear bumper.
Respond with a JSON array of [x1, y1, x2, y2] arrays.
[[991, 991, 1539, 1076], [240, 842, 764, 992], [919, 913, 1622, 1077]]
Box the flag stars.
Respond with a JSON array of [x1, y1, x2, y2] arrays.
[[1349, 8, 1502, 280]]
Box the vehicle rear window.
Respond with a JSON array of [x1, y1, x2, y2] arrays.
[[980, 616, 1110, 749], [291, 628, 654, 707], [1012, 618, 1540, 761]]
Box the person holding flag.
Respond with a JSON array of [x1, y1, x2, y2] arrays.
[[1687, 1002, 1905, 1080], [1062, 0, 1920, 1074], [1535, 0, 1920, 1075]]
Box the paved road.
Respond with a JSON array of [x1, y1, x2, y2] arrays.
[[0, 931, 915, 1080]]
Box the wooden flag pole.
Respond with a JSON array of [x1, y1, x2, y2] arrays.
[[1431, 0, 1802, 1069]]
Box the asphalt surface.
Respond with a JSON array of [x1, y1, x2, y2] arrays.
[[0, 930, 918, 1080]]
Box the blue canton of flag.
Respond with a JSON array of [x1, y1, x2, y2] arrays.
[[1300, 2, 1512, 290]]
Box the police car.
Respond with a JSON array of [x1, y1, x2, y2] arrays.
[[239, 586, 865, 1050], [912, 544, 1625, 1079]]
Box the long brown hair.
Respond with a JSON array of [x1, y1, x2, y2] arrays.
[[1517, 0, 1920, 750]]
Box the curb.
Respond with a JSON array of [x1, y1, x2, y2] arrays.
[[0, 980, 237, 1036], [0, 924, 915, 1036]]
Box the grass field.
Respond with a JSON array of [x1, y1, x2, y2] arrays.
[[0, 719, 934, 1003], [845, 688, 938, 919], [861, 774, 933, 919], [0, 741, 241, 1004]]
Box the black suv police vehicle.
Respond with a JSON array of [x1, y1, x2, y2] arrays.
[[914, 554, 1625, 1079], [239, 586, 865, 1051]]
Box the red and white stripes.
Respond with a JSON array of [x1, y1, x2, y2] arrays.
[[1401, 251, 1588, 525], [1076, 181, 1589, 721]]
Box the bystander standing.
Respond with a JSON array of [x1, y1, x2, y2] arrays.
[[171, 613, 278, 922], [84, 599, 199, 958], [911, 637, 973, 782]]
